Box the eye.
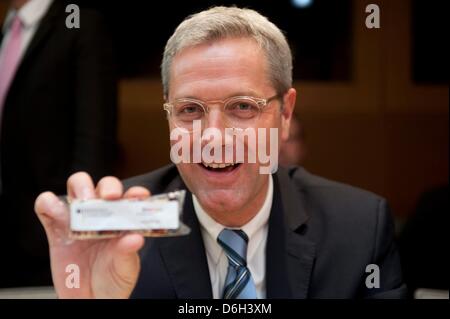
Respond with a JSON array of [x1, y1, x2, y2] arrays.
[[181, 105, 201, 114], [227, 99, 259, 119], [235, 102, 252, 111], [175, 103, 204, 117]]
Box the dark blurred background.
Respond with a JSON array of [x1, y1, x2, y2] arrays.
[[0, 0, 448, 297]]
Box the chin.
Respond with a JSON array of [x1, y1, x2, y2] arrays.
[[196, 188, 248, 215]]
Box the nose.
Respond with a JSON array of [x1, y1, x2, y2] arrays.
[[200, 107, 228, 157], [204, 107, 228, 131]]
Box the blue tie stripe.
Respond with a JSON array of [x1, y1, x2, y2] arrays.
[[218, 230, 247, 257], [233, 229, 249, 242], [217, 228, 257, 299], [217, 237, 246, 266], [223, 267, 250, 299]]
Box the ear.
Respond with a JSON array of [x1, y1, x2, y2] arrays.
[[280, 88, 296, 141]]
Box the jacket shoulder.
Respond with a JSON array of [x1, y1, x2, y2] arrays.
[[284, 166, 388, 231], [283, 167, 404, 298], [288, 166, 385, 205]]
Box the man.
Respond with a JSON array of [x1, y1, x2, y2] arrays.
[[34, 7, 406, 298], [0, 0, 117, 287]]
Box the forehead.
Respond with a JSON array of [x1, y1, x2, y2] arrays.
[[169, 37, 273, 100]]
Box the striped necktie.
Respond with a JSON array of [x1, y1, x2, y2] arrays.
[[217, 228, 257, 299]]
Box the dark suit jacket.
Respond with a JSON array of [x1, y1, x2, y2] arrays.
[[124, 164, 407, 299], [0, 1, 117, 286]]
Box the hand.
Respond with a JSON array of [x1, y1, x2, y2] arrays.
[[35, 172, 150, 298]]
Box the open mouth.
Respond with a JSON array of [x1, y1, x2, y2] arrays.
[[199, 162, 242, 173]]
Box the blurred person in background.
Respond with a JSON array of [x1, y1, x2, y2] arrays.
[[0, 0, 117, 287], [398, 185, 449, 298], [279, 113, 306, 166]]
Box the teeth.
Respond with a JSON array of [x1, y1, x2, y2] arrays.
[[202, 163, 236, 169]]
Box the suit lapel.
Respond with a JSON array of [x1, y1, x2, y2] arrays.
[[266, 169, 316, 298], [158, 184, 213, 298], [16, 1, 60, 74]]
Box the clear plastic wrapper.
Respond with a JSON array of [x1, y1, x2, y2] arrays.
[[59, 190, 190, 240]]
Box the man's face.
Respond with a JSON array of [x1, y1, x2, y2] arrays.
[[167, 37, 295, 224]]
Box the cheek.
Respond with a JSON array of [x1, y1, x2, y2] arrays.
[[176, 163, 197, 190], [252, 117, 282, 161], [266, 118, 284, 146], [177, 162, 194, 174]]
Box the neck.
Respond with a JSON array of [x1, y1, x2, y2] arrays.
[[12, 0, 28, 10]]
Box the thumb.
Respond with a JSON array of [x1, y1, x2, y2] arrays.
[[34, 192, 71, 246]]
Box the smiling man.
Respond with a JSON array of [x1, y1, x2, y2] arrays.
[[34, 6, 406, 299]]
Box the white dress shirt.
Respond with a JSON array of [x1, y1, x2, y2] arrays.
[[193, 175, 273, 299], [0, 0, 53, 67]]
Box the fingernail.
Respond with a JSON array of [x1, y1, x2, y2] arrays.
[[80, 187, 94, 200]]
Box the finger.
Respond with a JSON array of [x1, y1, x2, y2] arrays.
[[35, 192, 67, 224], [123, 186, 151, 199], [115, 234, 145, 255], [34, 192, 70, 243], [67, 172, 95, 200], [106, 234, 144, 297], [96, 176, 123, 200]]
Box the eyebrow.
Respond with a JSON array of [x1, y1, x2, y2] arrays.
[[173, 90, 262, 101]]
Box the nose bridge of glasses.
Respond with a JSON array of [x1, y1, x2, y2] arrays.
[[202, 99, 226, 112], [201, 99, 230, 128], [204, 108, 229, 130]]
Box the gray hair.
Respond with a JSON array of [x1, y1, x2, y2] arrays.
[[161, 6, 293, 98]]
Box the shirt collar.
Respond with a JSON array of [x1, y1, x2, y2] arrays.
[[193, 174, 273, 264], [3, 0, 53, 32]]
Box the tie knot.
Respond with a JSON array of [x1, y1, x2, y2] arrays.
[[217, 228, 249, 267]]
